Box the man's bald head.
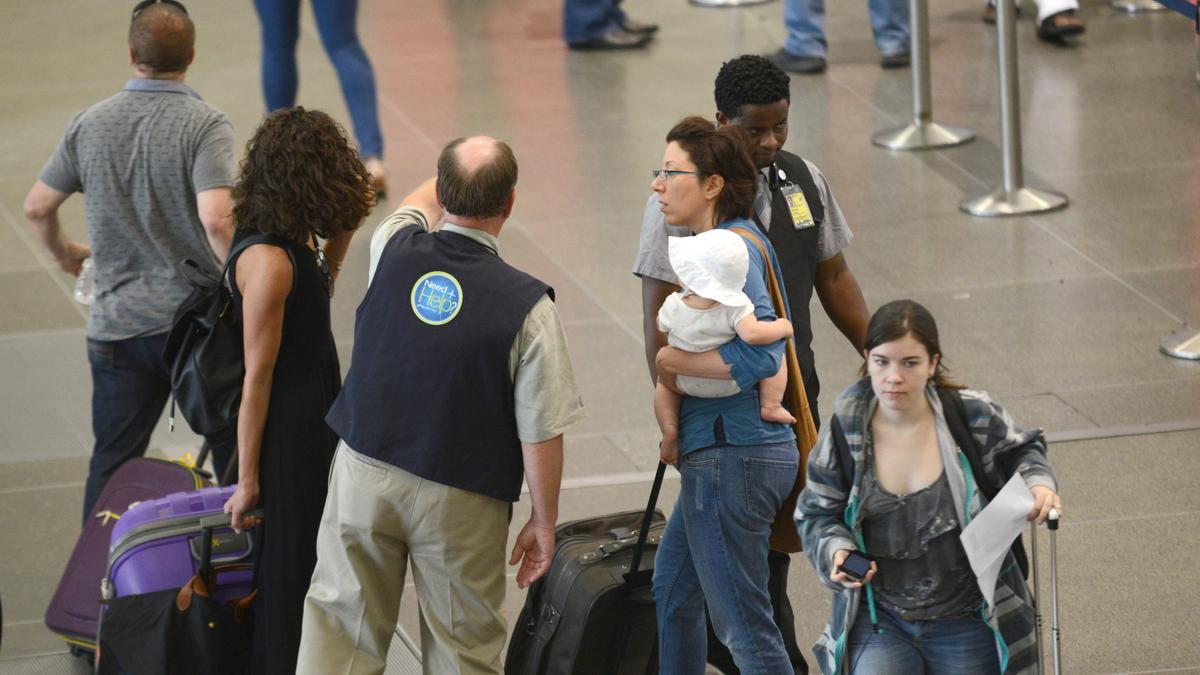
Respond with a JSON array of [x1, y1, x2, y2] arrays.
[[129, 3, 194, 76], [437, 136, 518, 219]]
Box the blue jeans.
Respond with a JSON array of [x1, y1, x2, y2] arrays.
[[783, 0, 910, 58], [85, 335, 234, 522], [847, 604, 1001, 674], [254, 0, 383, 158], [563, 0, 627, 44], [653, 443, 798, 675]]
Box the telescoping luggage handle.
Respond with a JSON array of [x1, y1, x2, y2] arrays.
[[1031, 508, 1063, 675], [197, 509, 262, 588], [623, 463, 668, 590]]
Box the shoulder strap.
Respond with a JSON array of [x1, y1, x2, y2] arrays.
[[937, 388, 995, 502], [939, 387, 1030, 578], [224, 233, 300, 303], [731, 226, 817, 451], [732, 226, 817, 553], [830, 414, 854, 489]]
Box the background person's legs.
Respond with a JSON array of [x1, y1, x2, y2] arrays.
[[563, 0, 621, 44], [985, 0, 1080, 24], [767, 551, 809, 673], [868, 0, 910, 58], [783, 0, 829, 58], [252, 0, 303, 111], [1032, 0, 1080, 23], [83, 334, 172, 521], [311, 0, 383, 160]]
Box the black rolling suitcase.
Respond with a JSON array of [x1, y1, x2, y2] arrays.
[[505, 464, 668, 675]]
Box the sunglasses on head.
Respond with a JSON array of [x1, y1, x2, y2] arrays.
[[131, 0, 188, 20]]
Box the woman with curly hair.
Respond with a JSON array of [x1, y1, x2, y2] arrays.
[[221, 107, 375, 673]]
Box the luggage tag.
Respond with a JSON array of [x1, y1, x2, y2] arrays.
[[776, 169, 815, 230]]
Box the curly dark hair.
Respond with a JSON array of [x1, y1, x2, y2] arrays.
[[714, 55, 792, 119], [233, 108, 376, 243], [666, 116, 757, 226]]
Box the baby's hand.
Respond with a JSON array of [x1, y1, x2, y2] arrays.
[[659, 434, 680, 468]]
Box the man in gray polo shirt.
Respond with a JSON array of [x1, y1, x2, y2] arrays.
[[23, 0, 237, 521]]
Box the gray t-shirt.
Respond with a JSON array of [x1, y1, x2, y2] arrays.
[[632, 159, 853, 285], [39, 78, 236, 340]]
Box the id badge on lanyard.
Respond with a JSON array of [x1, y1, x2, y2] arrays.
[[780, 182, 815, 230]]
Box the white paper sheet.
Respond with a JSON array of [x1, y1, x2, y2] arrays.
[[959, 472, 1034, 611]]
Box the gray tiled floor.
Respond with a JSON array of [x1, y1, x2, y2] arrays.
[[2, 0, 1198, 672]]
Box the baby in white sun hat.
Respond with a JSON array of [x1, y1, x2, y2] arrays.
[[655, 229, 796, 456]]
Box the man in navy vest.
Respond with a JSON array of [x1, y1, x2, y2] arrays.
[[298, 136, 585, 674], [633, 55, 870, 673]]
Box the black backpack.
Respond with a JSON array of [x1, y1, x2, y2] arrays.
[[162, 235, 295, 437], [829, 388, 1031, 579]]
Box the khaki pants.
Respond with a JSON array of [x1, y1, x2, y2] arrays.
[[297, 442, 510, 675]]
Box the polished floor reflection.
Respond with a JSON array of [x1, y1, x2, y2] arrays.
[[1, 0, 1198, 672]]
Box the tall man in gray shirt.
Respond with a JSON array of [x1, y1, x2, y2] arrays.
[[24, 1, 237, 521]]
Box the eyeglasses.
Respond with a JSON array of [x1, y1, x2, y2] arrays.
[[131, 0, 189, 20], [651, 169, 701, 182]]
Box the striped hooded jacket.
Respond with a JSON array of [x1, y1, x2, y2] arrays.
[[795, 377, 1057, 674]]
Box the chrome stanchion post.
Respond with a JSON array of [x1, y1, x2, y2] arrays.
[[872, 0, 974, 149], [1110, 0, 1165, 14], [960, 0, 1068, 217], [1161, 324, 1200, 360]]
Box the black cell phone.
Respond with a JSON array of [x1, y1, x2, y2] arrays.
[[839, 551, 873, 581]]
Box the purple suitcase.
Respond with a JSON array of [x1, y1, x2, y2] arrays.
[[102, 485, 255, 606], [45, 457, 208, 653]]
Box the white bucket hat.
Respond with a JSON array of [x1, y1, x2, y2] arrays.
[[668, 229, 752, 308]]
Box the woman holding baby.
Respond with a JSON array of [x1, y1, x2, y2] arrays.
[[648, 116, 799, 674]]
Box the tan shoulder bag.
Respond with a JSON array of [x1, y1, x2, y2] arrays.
[[733, 227, 817, 553]]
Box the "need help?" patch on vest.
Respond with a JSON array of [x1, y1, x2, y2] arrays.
[[411, 271, 463, 325]]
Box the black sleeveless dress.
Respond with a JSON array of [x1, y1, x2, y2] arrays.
[[229, 230, 341, 674]]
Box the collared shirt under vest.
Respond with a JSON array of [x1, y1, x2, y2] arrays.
[[326, 220, 553, 503]]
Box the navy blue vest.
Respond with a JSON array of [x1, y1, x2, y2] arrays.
[[326, 225, 552, 502], [756, 150, 826, 423]]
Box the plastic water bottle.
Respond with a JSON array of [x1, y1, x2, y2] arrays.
[[74, 257, 95, 305]]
